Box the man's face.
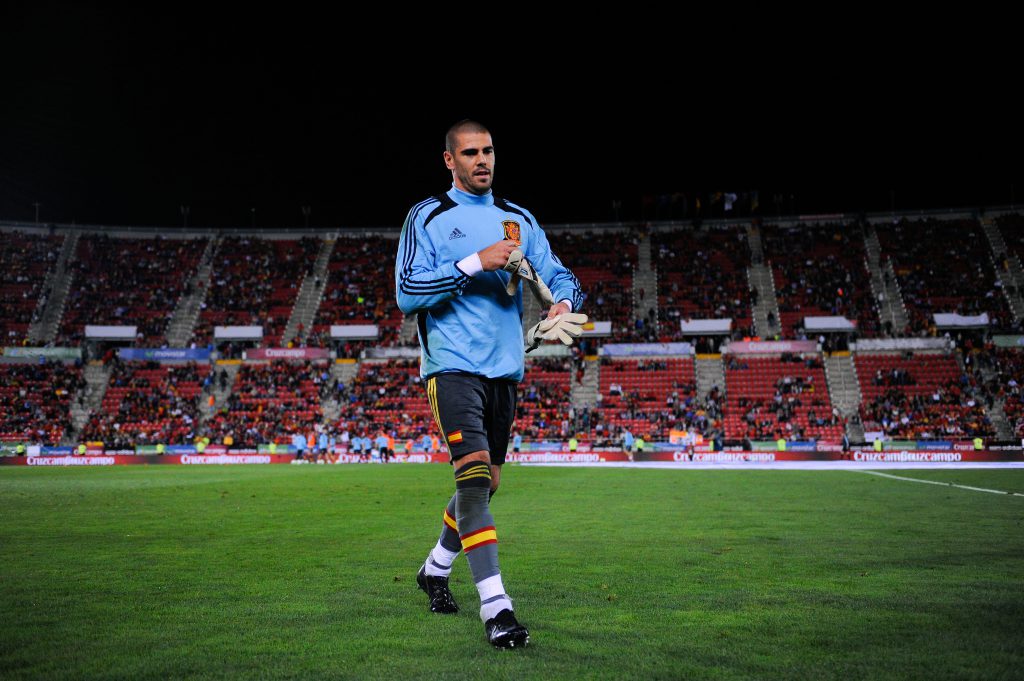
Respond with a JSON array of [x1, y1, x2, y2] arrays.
[[444, 131, 494, 195]]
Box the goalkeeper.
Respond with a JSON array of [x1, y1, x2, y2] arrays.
[[395, 119, 584, 649]]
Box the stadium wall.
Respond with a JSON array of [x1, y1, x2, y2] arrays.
[[2, 449, 1021, 466]]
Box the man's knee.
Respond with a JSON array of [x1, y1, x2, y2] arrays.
[[453, 450, 492, 490], [457, 450, 491, 466], [454, 452, 501, 498]]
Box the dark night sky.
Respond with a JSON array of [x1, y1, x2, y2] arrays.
[[1, 7, 1020, 229]]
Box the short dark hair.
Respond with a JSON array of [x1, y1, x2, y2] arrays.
[[445, 119, 490, 154]]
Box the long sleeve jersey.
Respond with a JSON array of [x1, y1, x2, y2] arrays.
[[395, 185, 582, 382]]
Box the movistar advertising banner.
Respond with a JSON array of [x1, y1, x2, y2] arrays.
[[118, 348, 212, 361]]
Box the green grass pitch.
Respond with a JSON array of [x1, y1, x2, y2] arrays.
[[2, 465, 1023, 680]]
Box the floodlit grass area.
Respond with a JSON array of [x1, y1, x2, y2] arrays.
[[2, 465, 1023, 680]]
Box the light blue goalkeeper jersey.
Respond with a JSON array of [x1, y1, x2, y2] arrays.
[[395, 185, 582, 382]]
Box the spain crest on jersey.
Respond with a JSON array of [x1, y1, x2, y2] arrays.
[[502, 220, 521, 245]]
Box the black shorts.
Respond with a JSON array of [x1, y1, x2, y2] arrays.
[[425, 371, 518, 465]]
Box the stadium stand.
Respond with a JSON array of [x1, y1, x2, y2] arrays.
[[309, 236, 404, 348], [4, 206, 1022, 452], [193, 237, 319, 347], [960, 343, 1023, 436], [333, 357, 577, 445], [202, 360, 329, 446], [515, 357, 574, 440], [724, 354, 843, 441], [0, 231, 62, 344], [995, 355, 1024, 437], [0, 361, 84, 445], [855, 352, 993, 438], [58, 235, 208, 345], [80, 359, 209, 448], [596, 357, 705, 441], [876, 218, 1013, 334], [332, 359, 432, 440], [653, 226, 753, 341], [761, 222, 880, 337], [548, 230, 637, 338], [994, 213, 1024, 265]]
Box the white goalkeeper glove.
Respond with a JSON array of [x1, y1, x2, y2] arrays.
[[503, 249, 556, 306], [525, 312, 589, 353]]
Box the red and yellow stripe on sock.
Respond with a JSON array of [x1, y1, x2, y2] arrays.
[[443, 508, 458, 532], [460, 525, 497, 553]]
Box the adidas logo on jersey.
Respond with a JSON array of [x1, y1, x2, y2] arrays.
[[449, 228, 466, 240]]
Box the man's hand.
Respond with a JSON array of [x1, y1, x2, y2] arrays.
[[479, 240, 520, 272], [546, 302, 571, 319], [502, 249, 555, 305], [525, 312, 589, 353]]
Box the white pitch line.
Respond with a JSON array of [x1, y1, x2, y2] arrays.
[[854, 469, 1024, 497], [519, 461, 1024, 471]]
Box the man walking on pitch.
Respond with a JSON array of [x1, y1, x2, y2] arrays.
[[395, 119, 586, 648]]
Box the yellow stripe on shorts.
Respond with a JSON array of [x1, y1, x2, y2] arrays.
[[427, 377, 448, 447]]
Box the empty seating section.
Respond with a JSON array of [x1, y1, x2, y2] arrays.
[[193, 237, 319, 347], [81, 360, 209, 448], [598, 358, 697, 440], [1, 231, 61, 343], [855, 353, 992, 438], [761, 223, 879, 337], [877, 218, 1011, 333], [0, 362, 84, 445], [311, 236, 403, 347], [203, 361, 329, 446], [59, 235, 207, 345], [547, 231, 636, 335], [516, 358, 572, 440], [724, 355, 842, 441], [653, 227, 752, 340]]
